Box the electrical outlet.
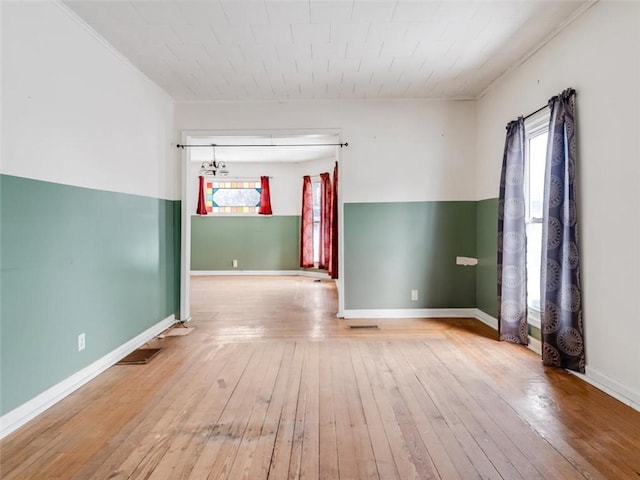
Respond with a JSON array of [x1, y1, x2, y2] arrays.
[[411, 290, 419, 301], [232, 259, 238, 268], [78, 333, 86, 351]]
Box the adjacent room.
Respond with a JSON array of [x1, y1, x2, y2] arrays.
[[2, 0, 639, 478]]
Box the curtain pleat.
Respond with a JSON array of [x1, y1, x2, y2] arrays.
[[300, 176, 314, 268], [540, 88, 585, 373], [196, 175, 207, 215], [498, 118, 529, 345], [258, 176, 273, 215], [329, 162, 339, 279], [319, 173, 331, 269]]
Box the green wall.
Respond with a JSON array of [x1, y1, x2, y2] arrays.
[[476, 198, 498, 318], [476, 198, 543, 340], [344, 201, 477, 310], [0, 175, 180, 415], [529, 324, 541, 341], [191, 215, 300, 271]]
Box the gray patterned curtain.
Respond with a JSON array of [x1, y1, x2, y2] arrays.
[[498, 118, 528, 345], [540, 88, 585, 373]]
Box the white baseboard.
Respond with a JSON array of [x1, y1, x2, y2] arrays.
[[474, 310, 639, 413], [342, 308, 502, 331], [343, 308, 499, 323], [191, 270, 329, 279], [474, 309, 499, 329], [474, 310, 542, 354], [298, 270, 330, 279], [0, 315, 176, 440], [572, 367, 640, 413], [343, 308, 478, 319], [527, 335, 542, 354]]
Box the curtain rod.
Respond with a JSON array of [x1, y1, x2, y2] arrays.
[[523, 104, 549, 121], [522, 87, 575, 121], [201, 175, 274, 179], [177, 142, 348, 149]]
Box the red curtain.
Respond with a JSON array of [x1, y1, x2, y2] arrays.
[[196, 175, 207, 215], [329, 162, 339, 279], [318, 173, 332, 269], [258, 176, 272, 215], [300, 176, 314, 268]]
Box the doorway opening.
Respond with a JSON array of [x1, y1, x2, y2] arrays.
[[179, 131, 343, 324]]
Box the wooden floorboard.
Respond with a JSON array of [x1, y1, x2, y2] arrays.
[[1, 275, 640, 479], [317, 342, 339, 480]]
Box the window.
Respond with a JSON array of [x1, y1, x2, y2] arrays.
[[312, 180, 321, 265], [524, 110, 550, 325], [204, 180, 262, 214]]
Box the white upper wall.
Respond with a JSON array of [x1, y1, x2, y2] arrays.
[[175, 99, 477, 204], [186, 156, 336, 216], [0, 1, 3, 174], [477, 1, 640, 405], [1, 1, 177, 200], [477, 1, 640, 200]]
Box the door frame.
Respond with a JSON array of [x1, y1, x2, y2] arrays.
[[178, 128, 345, 321]]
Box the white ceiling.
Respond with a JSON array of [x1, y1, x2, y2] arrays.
[[63, 0, 592, 101], [187, 134, 340, 163]]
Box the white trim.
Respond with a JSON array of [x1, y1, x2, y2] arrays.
[[343, 307, 501, 324], [524, 109, 551, 134], [190, 270, 329, 279], [571, 368, 640, 413], [180, 131, 190, 322], [342, 307, 640, 413], [475, 311, 639, 413], [55, 1, 172, 103], [474, 309, 499, 329], [180, 128, 344, 324], [0, 315, 176, 440], [527, 308, 542, 329], [298, 270, 330, 279], [343, 308, 478, 319], [336, 150, 345, 319], [475, 310, 543, 354], [173, 97, 477, 105], [178, 128, 343, 138], [478, 0, 598, 99], [527, 336, 542, 355]]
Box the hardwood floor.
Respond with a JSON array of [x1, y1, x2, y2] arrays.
[[2, 275, 640, 479]]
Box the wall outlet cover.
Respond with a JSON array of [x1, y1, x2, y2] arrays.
[[456, 256, 478, 266]]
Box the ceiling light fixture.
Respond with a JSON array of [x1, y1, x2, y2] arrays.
[[199, 145, 229, 176]]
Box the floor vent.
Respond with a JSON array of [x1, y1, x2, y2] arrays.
[[117, 348, 162, 365], [348, 325, 379, 330]]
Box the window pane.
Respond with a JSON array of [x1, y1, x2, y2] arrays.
[[313, 221, 320, 264], [312, 181, 321, 221], [528, 132, 547, 219], [212, 188, 260, 207], [526, 222, 542, 311], [312, 181, 321, 265]]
